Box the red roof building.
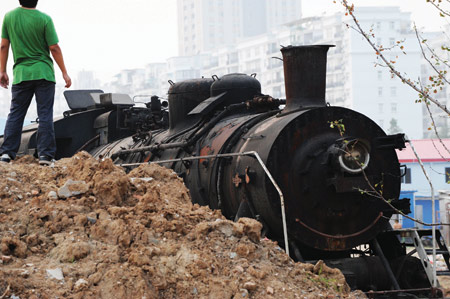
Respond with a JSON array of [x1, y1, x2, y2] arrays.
[[396, 139, 450, 163]]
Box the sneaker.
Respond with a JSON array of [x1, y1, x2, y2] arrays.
[[39, 155, 54, 166], [0, 153, 11, 163]]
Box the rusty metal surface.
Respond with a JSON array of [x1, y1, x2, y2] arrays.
[[276, 107, 398, 252], [194, 114, 263, 211], [225, 106, 400, 254], [199, 122, 238, 162]]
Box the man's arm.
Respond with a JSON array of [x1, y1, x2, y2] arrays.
[[0, 38, 10, 89], [49, 43, 71, 88]]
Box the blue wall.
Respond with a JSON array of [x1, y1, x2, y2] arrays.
[[401, 191, 416, 228], [401, 190, 440, 229]]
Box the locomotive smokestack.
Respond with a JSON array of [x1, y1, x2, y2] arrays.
[[281, 45, 334, 111]]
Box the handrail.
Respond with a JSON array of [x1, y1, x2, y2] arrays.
[[295, 212, 383, 240]]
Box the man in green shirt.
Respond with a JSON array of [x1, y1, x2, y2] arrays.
[[0, 0, 71, 165]]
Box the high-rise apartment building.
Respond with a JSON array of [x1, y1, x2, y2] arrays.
[[172, 6, 424, 139], [177, 0, 302, 56], [113, 5, 428, 139]]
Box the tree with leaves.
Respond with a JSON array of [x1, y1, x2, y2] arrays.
[[388, 118, 403, 134]]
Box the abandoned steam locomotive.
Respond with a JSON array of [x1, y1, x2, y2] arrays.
[[4, 45, 434, 295]]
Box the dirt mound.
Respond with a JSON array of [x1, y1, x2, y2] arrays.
[[0, 152, 364, 298]]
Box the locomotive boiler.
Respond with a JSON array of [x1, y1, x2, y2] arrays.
[[4, 45, 435, 295]]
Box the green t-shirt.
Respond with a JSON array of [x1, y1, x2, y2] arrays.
[[1, 7, 59, 84]]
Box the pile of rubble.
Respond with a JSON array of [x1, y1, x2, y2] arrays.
[[0, 152, 364, 298]]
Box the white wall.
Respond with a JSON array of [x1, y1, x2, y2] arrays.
[[402, 162, 450, 197]]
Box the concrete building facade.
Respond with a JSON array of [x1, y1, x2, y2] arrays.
[[421, 28, 450, 139], [286, 8, 423, 139], [397, 139, 450, 229], [174, 7, 424, 138], [177, 0, 302, 56], [108, 6, 427, 139], [397, 139, 450, 198]]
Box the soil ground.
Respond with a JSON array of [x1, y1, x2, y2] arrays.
[[0, 152, 366, 298]]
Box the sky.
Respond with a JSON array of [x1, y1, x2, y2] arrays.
[[0, 0, 448, 83]]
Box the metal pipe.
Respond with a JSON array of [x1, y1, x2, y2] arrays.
[[281, 45, 333, 111], [111, 102, 248, 160], [432, 185, 437, 287], [409, 140, 437, 286], [111, 141, 188, 159], [371, 238, 400, 290], [365, 287, 441, 297], [119, 151, 290, 256], [76, 134, 100, 153], [112, 98, 285, 160]]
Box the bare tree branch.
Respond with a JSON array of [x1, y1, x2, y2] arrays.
[[414, 25, 450, 86], [423, 38, 450, 70], [428, 0, 450, 17], [424, 101, 450, 158], [341, 0, 450, 116]]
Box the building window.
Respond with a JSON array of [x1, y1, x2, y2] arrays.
[[390, 21, 395, 29], [446, 167, 450, 183], [402, 167, 412, 184], [378, 70, 382, 80], [391, 103, 397, 113], [377, 22, 381, 30], [389, 38, 395, 46], [378, 87, 383, 97], [378, 103, 384, 113], [273, 86, 281, 98], [391, 87, 397, 97]]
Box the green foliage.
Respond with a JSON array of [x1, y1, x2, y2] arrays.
[[328, 119, 346, 136], [388, 118, 403, 135]]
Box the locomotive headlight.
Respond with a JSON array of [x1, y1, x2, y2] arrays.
[[338, 139, 370, 174]]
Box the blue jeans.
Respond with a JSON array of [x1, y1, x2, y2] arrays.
[[0, 79, 56, 159]]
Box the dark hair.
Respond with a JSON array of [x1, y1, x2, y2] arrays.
[[19, 0, 38, 8]]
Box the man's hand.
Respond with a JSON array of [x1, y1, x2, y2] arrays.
[[49, 44, 71, 88], [63, 72, 71, 88], [0, 39, 10, 89], [0, 71, 9, 89]]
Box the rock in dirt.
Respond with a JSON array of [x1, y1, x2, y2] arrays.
[[57, 179, 89, 199], [47, 190, 58, 200], [46, 268, 64, 281], [0, 152, 363, 298], [74, 278, 89, 291]]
